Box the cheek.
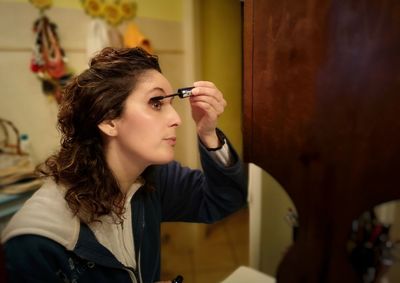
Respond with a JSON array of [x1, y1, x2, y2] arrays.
[[119, 112, 160, 143]]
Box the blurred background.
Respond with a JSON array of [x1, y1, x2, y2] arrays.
[[0, 1, 257, 282]]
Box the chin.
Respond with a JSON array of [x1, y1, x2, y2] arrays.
[[153, 154, 175, 165]]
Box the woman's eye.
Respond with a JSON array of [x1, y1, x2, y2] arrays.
[[149, 99, 163, 110]]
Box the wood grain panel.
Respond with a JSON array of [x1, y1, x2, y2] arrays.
[[243, 0, 400, 282]]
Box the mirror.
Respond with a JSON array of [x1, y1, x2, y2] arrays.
[[348, 200, 400, 283]]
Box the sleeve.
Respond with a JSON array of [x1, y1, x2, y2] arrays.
[[158, 132, 248, 223], [207, 142, 233, 167]]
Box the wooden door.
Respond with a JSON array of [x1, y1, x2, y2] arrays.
[[243, 0, 400, 282]]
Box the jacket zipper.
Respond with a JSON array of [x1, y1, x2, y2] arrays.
[[132, 194, 146, 283], [137, 202, 145, 283]]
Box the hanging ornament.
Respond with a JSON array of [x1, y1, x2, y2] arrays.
[[29, 3, 74, 104]]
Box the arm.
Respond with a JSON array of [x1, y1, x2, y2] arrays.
[[158, 132, 247, 223], [159, 81, 247, 223], [189, 81, 227, 149]]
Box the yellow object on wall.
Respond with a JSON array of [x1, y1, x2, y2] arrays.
[[81, 0, 137, 26], [123, 22, 153, 54], [4, 0, 182, 22], [29, 0, 52, 11]]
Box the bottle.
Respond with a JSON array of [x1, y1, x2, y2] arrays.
[[19, 134, 34, 164], [172, 275, 183, 283]]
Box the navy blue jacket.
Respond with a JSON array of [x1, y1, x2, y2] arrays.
[[3, 140, 247, 283]]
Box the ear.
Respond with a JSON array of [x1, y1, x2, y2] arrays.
[[98, 120, 118, 137]]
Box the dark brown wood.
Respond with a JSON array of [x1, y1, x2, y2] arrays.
[[243, 0, 400, 282], [243, 0, 253, 162]]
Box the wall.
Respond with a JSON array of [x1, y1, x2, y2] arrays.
[[198, 0, 243, 156]]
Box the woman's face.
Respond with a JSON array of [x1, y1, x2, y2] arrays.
[[110, 70, 182, 166]]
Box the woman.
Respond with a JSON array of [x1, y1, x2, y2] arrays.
[[1, 47, 247, 283]]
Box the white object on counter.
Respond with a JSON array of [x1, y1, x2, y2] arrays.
[[221, 266, 275, 283]]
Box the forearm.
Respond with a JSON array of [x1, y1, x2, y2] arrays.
[[198, 130, 220, 149]]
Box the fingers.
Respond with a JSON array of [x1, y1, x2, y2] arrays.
[[191, 101, 219, 120], [192, 81, 226, 104], [193, 81, 214, 87], [190, 95, 225, 116], [190, 81, 227, 115]]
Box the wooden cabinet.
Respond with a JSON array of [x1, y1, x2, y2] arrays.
[[243, 0, 400, 282]]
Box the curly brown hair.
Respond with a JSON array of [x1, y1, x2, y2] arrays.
[[37, 47, 161, 224]]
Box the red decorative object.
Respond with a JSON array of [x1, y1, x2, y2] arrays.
[[30, 15, 73, 104]]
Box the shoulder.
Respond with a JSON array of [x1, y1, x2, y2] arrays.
[[4, 234, 66, 257], [4, 234, 68, 269], [1, 179, 80, 250]]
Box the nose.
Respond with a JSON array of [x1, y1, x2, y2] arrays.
[[168, 104, 181, 127]]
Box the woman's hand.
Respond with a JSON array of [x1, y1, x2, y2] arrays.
[[190, 81, 227, 148]]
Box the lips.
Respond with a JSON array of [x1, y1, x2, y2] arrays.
[[164, 137, 177, 146]]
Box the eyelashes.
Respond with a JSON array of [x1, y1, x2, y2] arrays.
[[149, 96, 176, 111], [149, 98, 163, 110], [147, 86, 192, 111]]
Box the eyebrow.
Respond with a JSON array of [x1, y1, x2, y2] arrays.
[[147, 87, 167, 97]]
